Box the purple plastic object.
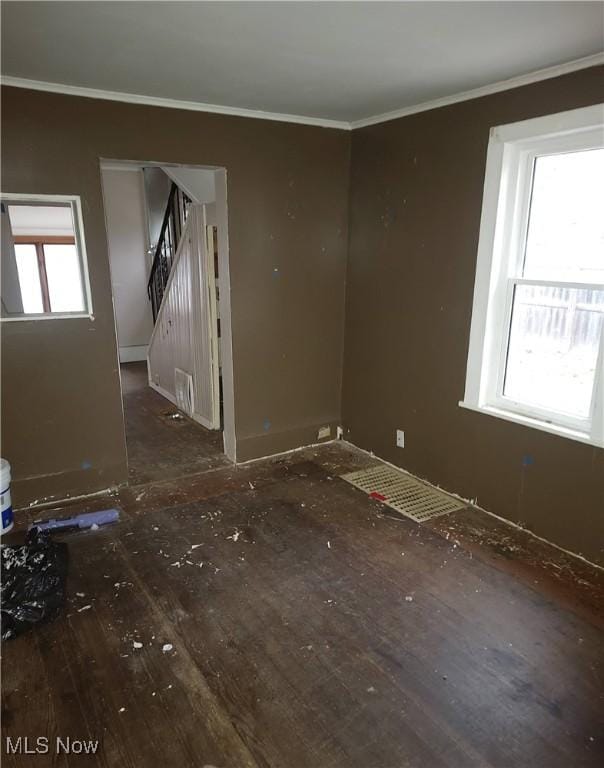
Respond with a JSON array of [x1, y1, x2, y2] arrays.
[[29, 509, 120, 533]]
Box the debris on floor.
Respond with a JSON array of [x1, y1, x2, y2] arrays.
[[163, 410, 185, 421], [1, 529, 68, 640]]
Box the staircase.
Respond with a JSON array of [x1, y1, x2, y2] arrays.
[[147, 182, 192, 321], [146, 186, 221, 431]]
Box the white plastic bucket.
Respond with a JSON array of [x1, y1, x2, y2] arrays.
[[1, 459, 13, 535]]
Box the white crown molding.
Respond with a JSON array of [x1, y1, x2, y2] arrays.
[[0, 76, 350, 131], [2, 52, 603, 132], [350, 52, 604, 129]]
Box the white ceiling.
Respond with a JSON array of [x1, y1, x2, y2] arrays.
[[1, 2, 603, 127]]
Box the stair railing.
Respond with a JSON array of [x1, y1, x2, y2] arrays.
[[147, 182, 192, 321]]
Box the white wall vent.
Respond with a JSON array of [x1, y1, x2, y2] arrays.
[[174, 368, 194, 417], [342, 463, 467, 523]]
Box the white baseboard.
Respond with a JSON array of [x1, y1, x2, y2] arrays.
[[119, 345, 148, 363]]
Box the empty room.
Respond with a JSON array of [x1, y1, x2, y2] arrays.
[[1, 2, 603, 767]]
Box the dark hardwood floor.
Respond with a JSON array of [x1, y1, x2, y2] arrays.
[[120, 362, 229, 485], [2, 434, 603, 766]]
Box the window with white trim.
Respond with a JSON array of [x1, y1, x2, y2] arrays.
[[461, 105, 604, 447], [1, 194, 93, 320]]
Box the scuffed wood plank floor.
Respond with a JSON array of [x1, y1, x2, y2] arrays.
[[2, 454, 603, 768], [121, 362, 229, 485]]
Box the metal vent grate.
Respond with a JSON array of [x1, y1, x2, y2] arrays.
[[341, 463, 466, 523], [174, 368, 194, 417]]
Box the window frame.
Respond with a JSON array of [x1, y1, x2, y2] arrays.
[[1, 193, 93, 321], [460, 104, 604, 448]]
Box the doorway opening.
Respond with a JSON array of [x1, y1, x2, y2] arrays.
[[100, 160, 235, 486]]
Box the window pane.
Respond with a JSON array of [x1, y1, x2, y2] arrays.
[[504, 285, 604, 419], [8, 204, 75, 239], [523, 149, 604, 283], [14, 244, 44, 313], [44, 244, 85, 312]]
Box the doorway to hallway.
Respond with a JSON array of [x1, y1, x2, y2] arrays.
[[101, 159, 236, 487]]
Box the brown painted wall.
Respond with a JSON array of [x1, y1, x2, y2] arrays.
[[343, 66, 604, 565], [3, 70, 602, 564], [1, 87, 350, 504]]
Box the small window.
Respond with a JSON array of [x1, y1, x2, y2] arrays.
[[1, 195, 92, 320], [461, 105, 604, 447]]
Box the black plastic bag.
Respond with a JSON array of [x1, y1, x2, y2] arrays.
[[1, 529, 68, 641]]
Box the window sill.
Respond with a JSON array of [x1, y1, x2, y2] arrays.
[[1, 313, 93, 322], [458, 400, 603, 449]]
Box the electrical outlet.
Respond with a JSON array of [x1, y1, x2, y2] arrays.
[[317, 425, 331, 440], [396, 429, 405, 448]]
